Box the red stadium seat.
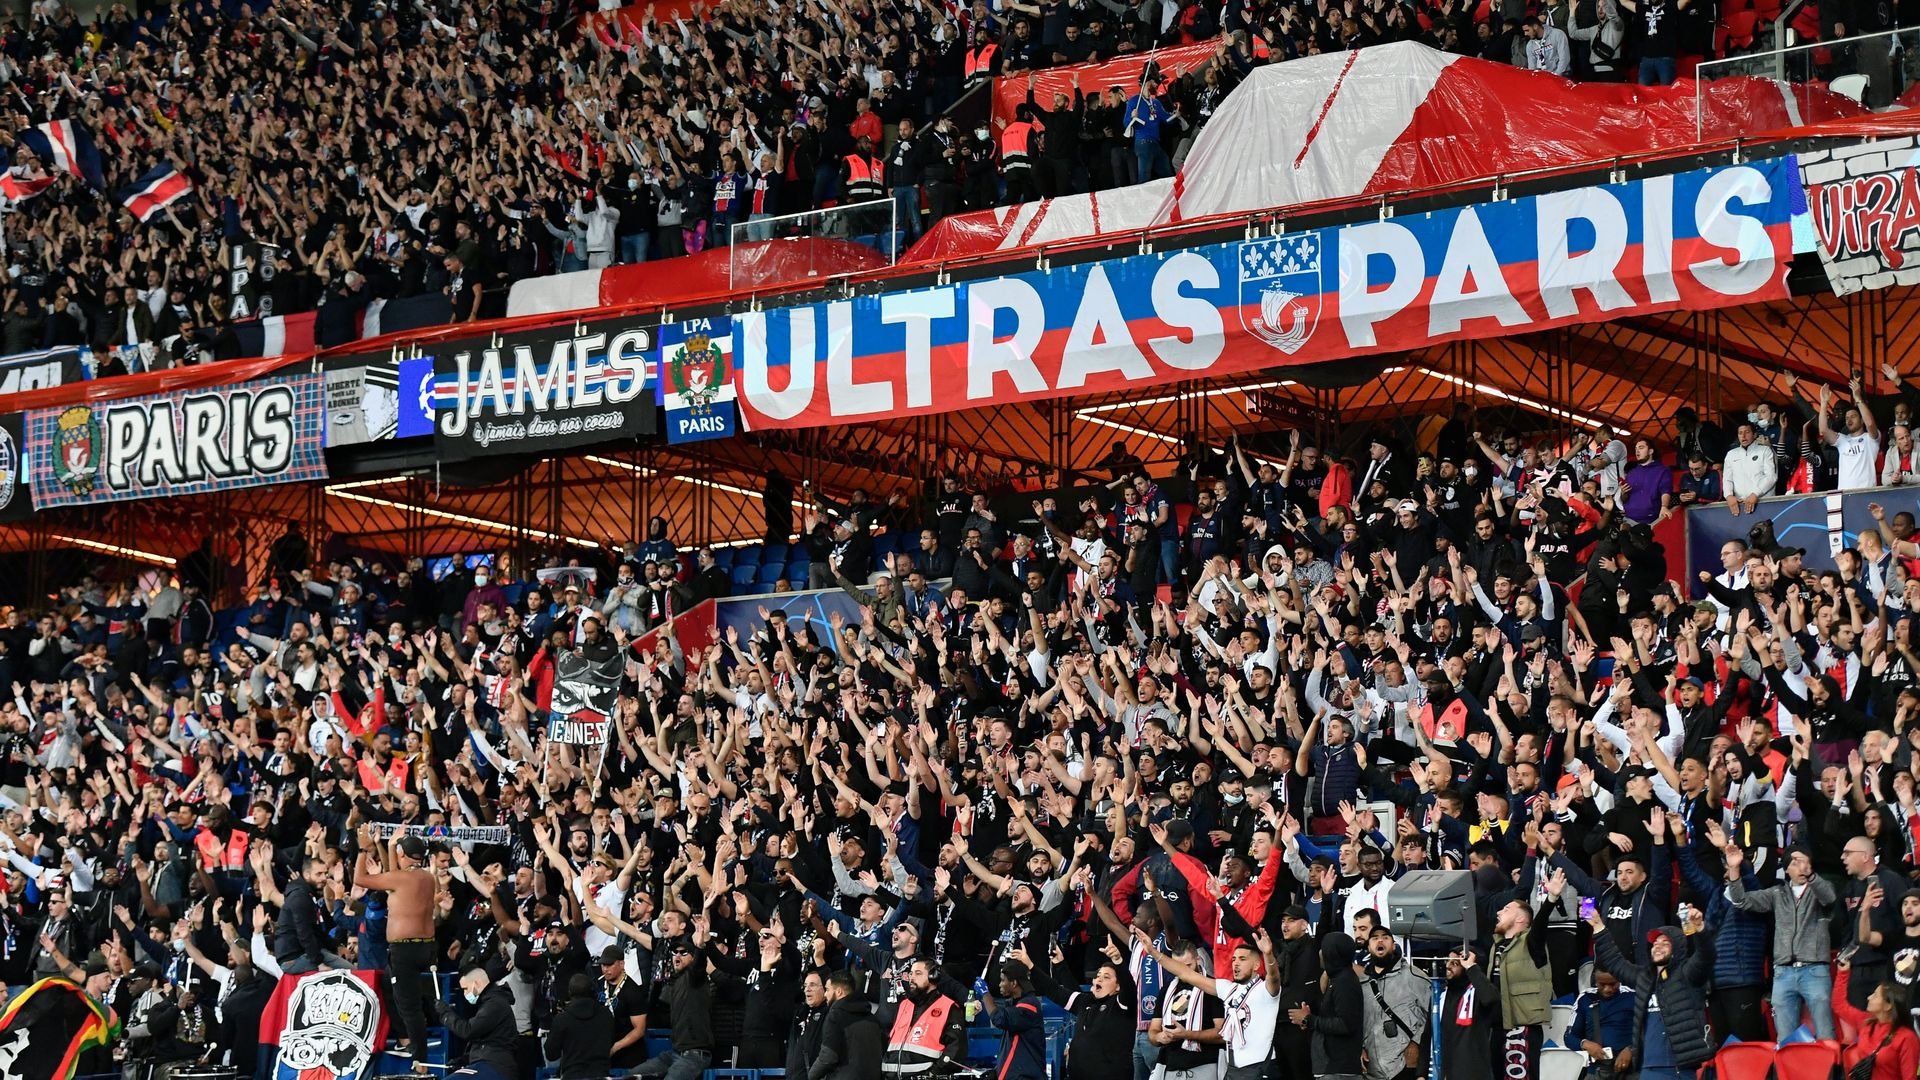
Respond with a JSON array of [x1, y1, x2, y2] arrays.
[[1773, 1040, 1841, 1080], [1711, 1042, 1775, 1080]]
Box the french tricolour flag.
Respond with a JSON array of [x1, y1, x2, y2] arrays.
[[117, 162, 192, 223], [18, 120, 103, 190], [0, 170, 54, 202]]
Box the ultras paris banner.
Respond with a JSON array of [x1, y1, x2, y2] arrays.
[[733, 157, 1803, 430]]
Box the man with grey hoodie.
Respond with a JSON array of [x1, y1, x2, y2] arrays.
[[1727, 842, 1838, 1040]]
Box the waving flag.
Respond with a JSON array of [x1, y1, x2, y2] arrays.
[[117, 162, 191, 222], [18, 121, 103, 190], [0, 170, 54, 202], [0, 976, 119, 1080]]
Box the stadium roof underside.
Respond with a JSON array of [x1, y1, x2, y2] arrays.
[[0, 279, 1904, 596]]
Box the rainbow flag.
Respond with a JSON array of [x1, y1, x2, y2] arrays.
[[0, 976, 119, 1080]]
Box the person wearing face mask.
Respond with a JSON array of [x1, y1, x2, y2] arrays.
[[963, 122, 999, 211], [922, 117, 962, 226], [600, 564, 646, 635], [459, 561, 507, 633], [610, 168, 656, 266], [432, 965, 520, 1080]]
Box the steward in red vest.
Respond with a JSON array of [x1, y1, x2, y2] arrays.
[[883, 958, 969, 1077]]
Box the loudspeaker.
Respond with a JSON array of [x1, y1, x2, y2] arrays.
[[1386, 869, 1476, 942]]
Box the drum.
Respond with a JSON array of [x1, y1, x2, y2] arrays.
[[155, 1067, 239, 1080]]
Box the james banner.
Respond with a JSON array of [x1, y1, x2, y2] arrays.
[[26, 372, 328, 508], [1799, 137, 1920, 296], [0, 977, 118, 1080], [261, 968, 389, 1080], [659, 315, 737, 444], [735, 157, 1800, 431], [549, 649, 623, 743], [428, 315, 657, 460]]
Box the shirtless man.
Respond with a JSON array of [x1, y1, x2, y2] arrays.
[[357, 826, 437, 1074]]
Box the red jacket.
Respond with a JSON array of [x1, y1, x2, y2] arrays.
[[1835, 970, 1920, 1080]]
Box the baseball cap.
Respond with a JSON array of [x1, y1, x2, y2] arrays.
[[1163, 820, 1196, 846], [1281, 905, 1309, 922], [598, 946, 625, 965], [396, 835, 428, 860]]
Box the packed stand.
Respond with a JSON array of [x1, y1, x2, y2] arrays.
[[0, 379, 1911, 1080], [0, 0, 1758, 373]]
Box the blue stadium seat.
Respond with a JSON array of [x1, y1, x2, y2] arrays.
[[784, 541, 805, 562], [736, 543, 765, 566], [747, 581, 778, 595], [758, 561, 786, 585], [711, 548, 735, 569], [787, 561, 811, 587], [730, 564, 759, 589]]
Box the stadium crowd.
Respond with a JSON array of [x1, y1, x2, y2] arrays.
[[7, 373, 1920, 1080], [0, 0, 1721, 366]]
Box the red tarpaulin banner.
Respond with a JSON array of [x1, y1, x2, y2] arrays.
[[989, 41, 1221, 132]]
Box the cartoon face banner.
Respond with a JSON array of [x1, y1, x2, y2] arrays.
[[734, 157, 1802, 431], [658, 316, 737, 444], [323, 362, 403, 447], [264, 969, 388, 1080], [548, 649, 623, 743], [25, 373, 328, 508]]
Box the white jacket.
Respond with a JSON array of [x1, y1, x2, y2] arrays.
[[1723, 441, 1776, 500]]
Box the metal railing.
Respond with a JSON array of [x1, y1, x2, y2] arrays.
[[1695, 24, 1920, 141]]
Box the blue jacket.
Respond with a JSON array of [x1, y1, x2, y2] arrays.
[[1567, 987, 1636, 1053], [1122, 94, 1169, 143], [1675, 838, 1768, 988], [989, 993, 1047, 1080]]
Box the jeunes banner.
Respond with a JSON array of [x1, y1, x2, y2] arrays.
[[429, 316, 657, 460], [548, 649, 623, 744], [659, 315, 737, 444], [26, 372, 328, 508], [736, 157, 1800, 431], [1799, 137, 1920, 296]]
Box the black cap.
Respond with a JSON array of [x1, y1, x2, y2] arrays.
[[1281, 905, 1309, 922], [671, 939, 697, 955], [82, 950, 109, 977], [598, 945, 625, 965], [396, 835, 427, 860], [1773, 545, 1806, 560], [1163, 820, 1196, 846]]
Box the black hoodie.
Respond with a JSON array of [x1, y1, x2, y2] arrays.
[[545, 994, 616, 1079], [435, 982, 519, 1073], [1308, 932, 1365, 1077]]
